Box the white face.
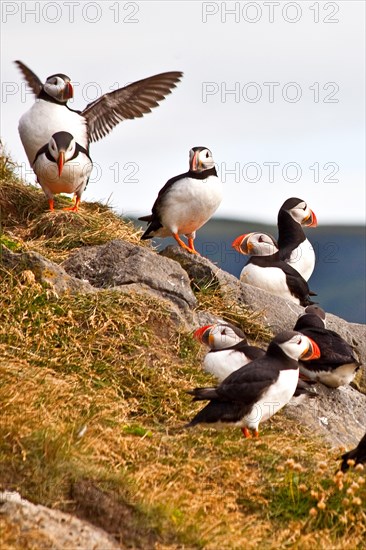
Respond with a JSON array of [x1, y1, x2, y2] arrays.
[[278, 333, 313, 361], [287, 201, 312, 225], [246, 233, 278, 256], [208, 323, 243, 349], [43, 75, 70, 101], [48, 136, 76, 162], [189, 148, 215, 172]]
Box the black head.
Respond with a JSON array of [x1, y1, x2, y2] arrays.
[[304, 305, 326, 321], [51, 131, 74, 150]]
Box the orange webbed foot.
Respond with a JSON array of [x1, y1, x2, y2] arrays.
[[63, 197, 81, 212], [173, 233, 198, 255], [241, 427, 252, 439]]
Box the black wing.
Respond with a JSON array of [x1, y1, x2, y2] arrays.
[[187, 399, 251, 426], [138, 171, 189, 238], [275, 260, 316, 306], [82, 71, 183, 142], [216, 360, 280, 402], [15, 60, 43, 96]]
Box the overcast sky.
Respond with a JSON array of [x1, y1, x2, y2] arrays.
[[1, 1, 365, 225]]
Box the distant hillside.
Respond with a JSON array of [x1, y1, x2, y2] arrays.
[[136, 218, 366, 324]]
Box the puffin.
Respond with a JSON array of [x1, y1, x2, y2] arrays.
[[15, 60, 183, 168], [340, 431, 366, 472], [194, 322, 317, 398], [277, 197, 317, 281], [194, 323, 265, 381], [293, 305, 360, 388], [139, 147, 223, 254], [186, 331, 320, 438], [32, 131, 92, 211], [232, 232, 317, 307], [193, 322, 246, 350]]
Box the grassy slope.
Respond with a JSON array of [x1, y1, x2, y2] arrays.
[[0, 152, 365, 549]]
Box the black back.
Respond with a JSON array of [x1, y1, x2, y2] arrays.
[[277, 198, 306, 261]]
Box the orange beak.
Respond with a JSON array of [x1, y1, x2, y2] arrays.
[[303, 209, 317, 228], [57, 151, 65, 177], [300, 337, 321, 360], [193, 325, 212, 345], [64, 81, 73, 100], [232, 234, 251, 254], [191, 151, 200, 171]]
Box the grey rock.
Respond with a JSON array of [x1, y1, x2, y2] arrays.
[[0, 246, 95, 296], [0, 491, 121, 549], [285, 385, 366, 447], [62, 240, 197, 319]]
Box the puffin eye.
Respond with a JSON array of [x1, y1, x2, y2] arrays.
[[258, 235, 264, 243], [206, 151, 210, 158]]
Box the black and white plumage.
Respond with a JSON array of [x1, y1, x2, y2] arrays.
[[187, 331, 320, 438], [293, 305, 360, 388], [139, 147, 223, 254], [277, 197, 317, 281], [232, 232, 317, 307], [33, 131, 92, 211], [194, 322, 317, 398], [340, 432, 366, 472], [15, 60, 182, 168], [194, 323, 265, 381]]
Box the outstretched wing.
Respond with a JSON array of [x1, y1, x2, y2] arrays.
[[14, 60, 43, 96], [82, 71, 183, 142]]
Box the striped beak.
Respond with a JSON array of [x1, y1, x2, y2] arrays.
[[57, 151, 65, 177], [193, 325, 212, 345], [300, 337, 321, 360], [63, 81, 73, 100], [232, 234, 251, 254], [303, 209, 317, 228], [191, 151, 200, 171]]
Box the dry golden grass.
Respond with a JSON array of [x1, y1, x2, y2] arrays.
[[1, 269, 365, 548], [1, 153, 365, 548], [0, 151, 149, 263], [194, 278, 273, 344]]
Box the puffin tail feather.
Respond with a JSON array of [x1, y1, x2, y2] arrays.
[[187, 387, 218, 401]]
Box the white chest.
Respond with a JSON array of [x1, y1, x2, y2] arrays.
[[19, 101, 88, 165], [240, 263, 299, 304], [158, 175, 223, 236], [287, 239, 315, 281], [203, 350, 251, 382], [300, 362, 357, 388], [239, 368, 299, 429], [33, 154, 92, 198]]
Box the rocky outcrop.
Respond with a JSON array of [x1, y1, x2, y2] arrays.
[[287, 385, 366, 447], [0, 491, 122, 549], [1, 246, 95, 296], [62, 239, 197, 327], [2, 239, 365, 447]]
